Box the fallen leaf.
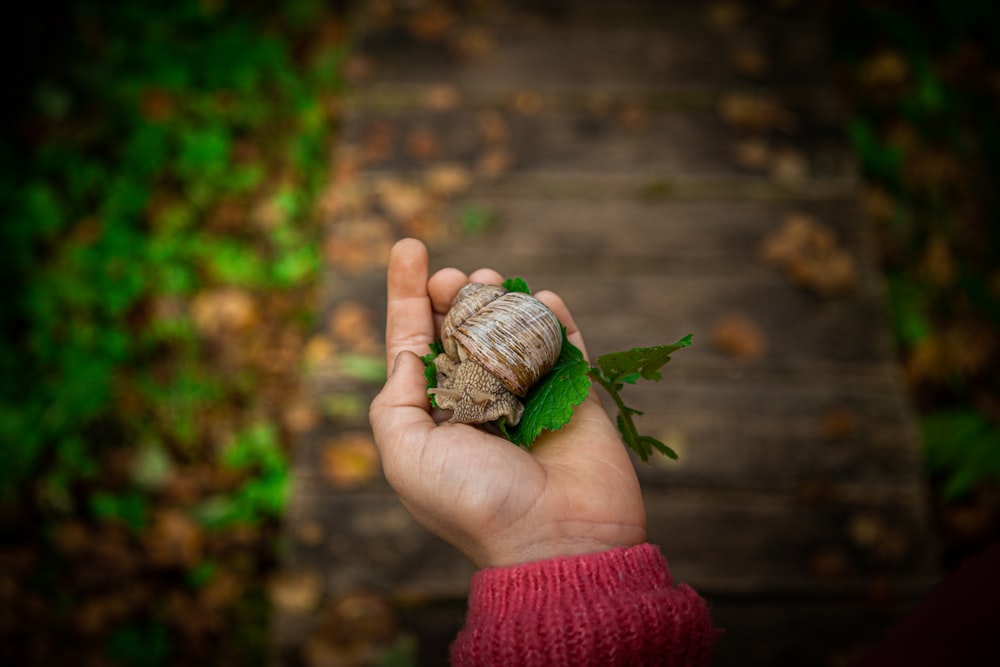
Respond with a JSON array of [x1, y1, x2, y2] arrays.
[[860, 49, 909, 86], [422, 84, 462, 110], [360, 120, 396, 165], [295, 520, 326, 546], [283, 399, 322, 434], [374, 177, 431, 222], [810, 548, 850, 578], [918, 235, 957, 286], [144, 510, 203, 569], [190, 288, 259, 337], [768, 146, 810, 183], [321, 433, 380, 488], [477, 148, 514, 181], [303, 335, 337, 371], [718, 93, 798, 133], [732, 136, 771, 169], [405, 126, 442, 162], [451, 27, 496, 60], [511, 89, 544, 116], [425, 162, 473, 198], [268, 567, 324, 613], [408, 3, 455, 42], [711, 313, 768, 360], [822, 405, 859, 440], [478, 110, 510, 145], [323, 215, 394, 275], [759, 212, 858, 297], [327, 300, 379, 354], [731, 45, 770, 76], [705, 1, 745, 31]]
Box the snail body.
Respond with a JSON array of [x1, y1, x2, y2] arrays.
[[429, 283, 562, 425]]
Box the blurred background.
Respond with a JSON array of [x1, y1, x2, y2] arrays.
[[2, 0, 998, 665]]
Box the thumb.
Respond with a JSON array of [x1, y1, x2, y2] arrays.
[[369, 351, 435, 456]]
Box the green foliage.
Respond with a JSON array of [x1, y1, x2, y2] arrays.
[[836, 1, 1000, 497], [106, 620, 171, 667], [422, 341, 446, 409], [501, 277, 531, 294], [923, 410, 1000, 499], [0, 0, 343, 504], [195, 423, 289, 530]]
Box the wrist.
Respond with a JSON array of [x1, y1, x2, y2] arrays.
[[476, 525, 646, 569]]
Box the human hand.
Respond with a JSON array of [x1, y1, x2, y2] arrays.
[[369, 238, 646, 569]]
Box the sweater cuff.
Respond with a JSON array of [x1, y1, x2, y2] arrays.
[[451, 543, 716, 667]]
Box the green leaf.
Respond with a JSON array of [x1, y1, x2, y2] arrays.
[[589, 335, 692, 462], [422, 341, 445, 409], [501, 277, 531, 294], [595, 335, 693, 384], [507, 330, 591, 447]]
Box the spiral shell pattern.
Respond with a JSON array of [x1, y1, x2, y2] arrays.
[[443, 286, 562, 397]]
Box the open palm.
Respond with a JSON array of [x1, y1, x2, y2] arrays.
[[369, 239, 646, 568]]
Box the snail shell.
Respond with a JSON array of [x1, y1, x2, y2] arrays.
[[441, 283, 563, 397]]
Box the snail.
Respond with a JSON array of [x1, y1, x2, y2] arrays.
[[428, 283, 563, 426]]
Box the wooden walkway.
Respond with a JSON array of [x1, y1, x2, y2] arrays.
[[273, 2, 939, 665]]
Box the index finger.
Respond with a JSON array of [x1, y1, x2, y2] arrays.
[[385, 238, 435, 372]]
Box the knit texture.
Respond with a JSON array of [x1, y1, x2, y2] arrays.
[[450, 544, 717, 667]]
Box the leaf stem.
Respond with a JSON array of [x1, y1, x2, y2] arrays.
[[588, 369, 650, 461]]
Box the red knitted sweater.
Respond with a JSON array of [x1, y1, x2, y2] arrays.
[[450, 543, 717, 666]]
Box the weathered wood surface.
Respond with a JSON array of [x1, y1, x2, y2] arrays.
[[274, 1, 939, 665]]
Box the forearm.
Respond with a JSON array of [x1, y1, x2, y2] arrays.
[[450, 543, 718, 667]]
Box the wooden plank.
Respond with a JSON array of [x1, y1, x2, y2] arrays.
[[283, 487, 936, 601], [357, 4, 833, 90], [342, 103, 854, 178], [434, 196, 873, 272]]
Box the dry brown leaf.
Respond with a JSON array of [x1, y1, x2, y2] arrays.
[[861, 185, 896, 225], [295, 520, 326, 546], [705, 1, 745, 31], [760, 213, 858, 297], [190, 288, 259, 337], [405, 126, 442, 162], [303, 335, 337, 370], [145, 510, 203, 568], [323, 215, 394, 275], [918, 235, 958, 286], [374, 178, 431, 222], [810, 548, 850, 578], [268, 567, 324, 613], [422, 84, 462, 110], [408, 3, 455, 42], [451, 27, 496, 60], [822, 405, 859, 441], [283, 399, 322, 435], [321, 433, 380, 489], [511, 89, 544, 116], [860, 49, 909, 86], [425, 162, 473, 198], [718, 93, 798, 133], [768, 147, 810, 183], [732, 136, 771, 169], [477, 148, 514, 181], [360, 120, 396, 165], [619, 101, 650, 131], [711, 313, 768, 360], [478, 110, 510, 145], [327, 300, 379, 354], [731, 45, 769, 76]]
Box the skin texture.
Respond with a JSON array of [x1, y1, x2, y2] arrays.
[[369, 238, 647, 569]]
